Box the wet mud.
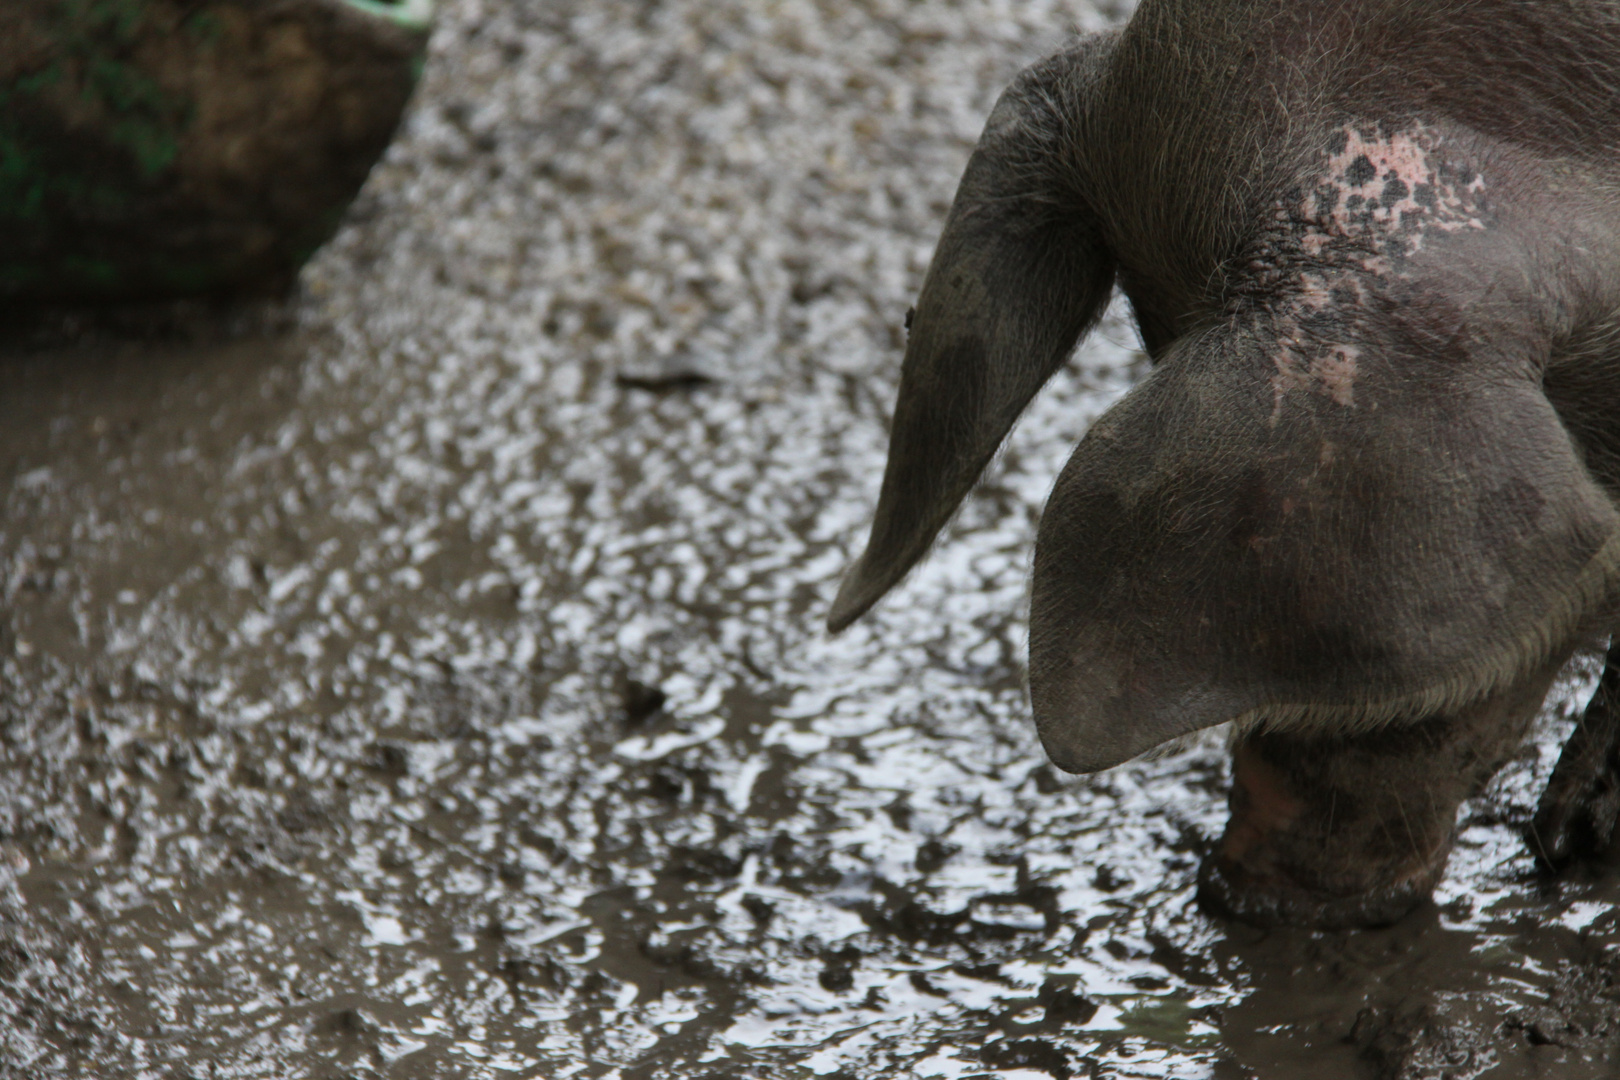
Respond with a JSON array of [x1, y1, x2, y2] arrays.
[[0, 1, 1618, 1077]]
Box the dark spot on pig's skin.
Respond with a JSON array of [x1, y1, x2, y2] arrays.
[[1344, 154, 1378, 186], [1329, 281, 1361, 305], [1412, 182, 1438, 208], [1381, 174, 1409, 204], [1325, 128, 1350, 156]]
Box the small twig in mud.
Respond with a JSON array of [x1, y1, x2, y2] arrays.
[[614, 370, 716, 392]]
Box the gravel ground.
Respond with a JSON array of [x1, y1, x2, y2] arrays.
[[0, 1, 1619, 1077]]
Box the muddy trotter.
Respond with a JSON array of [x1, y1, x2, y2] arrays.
[[827, 0, 1620, 928]]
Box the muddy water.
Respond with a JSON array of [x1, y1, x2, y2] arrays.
[[0, 1, 1618, 1077]]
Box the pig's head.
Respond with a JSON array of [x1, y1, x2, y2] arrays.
[[1022, 324, 1620, 771]]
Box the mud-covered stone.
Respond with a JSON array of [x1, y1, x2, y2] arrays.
[[0, 0, 430, 303], [619, 677, 668, 725]]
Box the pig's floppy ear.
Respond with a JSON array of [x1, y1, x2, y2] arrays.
[[826, 39, 1119, 632], [1029, 335, 1620, 773]]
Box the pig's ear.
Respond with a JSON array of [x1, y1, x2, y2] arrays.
[[826, 38, 1119, 632], [1029, 334, 1620, 773]]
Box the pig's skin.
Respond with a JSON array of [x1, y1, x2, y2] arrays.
[[828, 1, 1620, 925]]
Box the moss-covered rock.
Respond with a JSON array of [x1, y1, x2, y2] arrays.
[[0, 0, 431, 302]]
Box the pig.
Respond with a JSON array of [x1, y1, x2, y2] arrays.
[[826, 0, 1620, 928]]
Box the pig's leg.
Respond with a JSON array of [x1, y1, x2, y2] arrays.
[[1198, 657, 1567, 928], [1529, 640, 1620, 869]]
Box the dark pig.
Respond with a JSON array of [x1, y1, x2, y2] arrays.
[[826, 0, 1620, 927]]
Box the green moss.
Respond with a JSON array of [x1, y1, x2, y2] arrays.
[[83, 58, 185, 177], [64, 0, 150, 45], [182, 9, 224, 44], [11, 64, 67, 97], [0, 132, 47, 222], [0, 59, 62, 220]]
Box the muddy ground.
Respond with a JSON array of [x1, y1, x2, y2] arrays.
[[0, 1, 1618, 1077]]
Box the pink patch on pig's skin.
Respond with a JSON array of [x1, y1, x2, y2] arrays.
[[1314, 346, 1359, 407], [1260, 123, 1489, 422], [1303, 123, 1488, 270]]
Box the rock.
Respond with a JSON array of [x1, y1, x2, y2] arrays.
[[619, 677, 668, 725], [0, 0, 431, 303], [366, 740, 411, 776]]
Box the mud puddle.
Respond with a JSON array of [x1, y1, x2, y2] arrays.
[[0, 1, 1617, 1077]]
